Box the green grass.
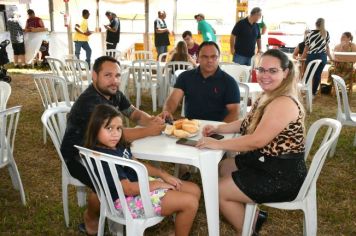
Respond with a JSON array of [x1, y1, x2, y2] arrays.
[[0, 72, 355, 235]]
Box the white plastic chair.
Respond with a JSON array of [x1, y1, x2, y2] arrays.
[[219, 63, 251, 83], [132, 59, 161, 112], [75, 145, 165, 236], [242, 118, 342, 236], [33, 74, 72, 144], [0, 81, 11, 111], [105, 49, 122, 61], [119, 68, 130, 97], [65, 58, 92, 99], [0, 106, 26, 205], [41, 106, 87, 227], [46, 56, 75, 100], [329, 75, 356, 157], [158, 52, 168, 62], [237, 82, 250, 118], [298, 59, 322, 113], [163, 61, 194, 103], [131, 50, 153, 60]]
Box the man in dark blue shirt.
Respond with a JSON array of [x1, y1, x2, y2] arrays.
[[230, 7, 262, 66], [160, 41, 240, 123]]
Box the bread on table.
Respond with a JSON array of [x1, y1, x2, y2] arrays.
[[182, 123, 198, 133], [164, 125, 175, 135], [173, 129, 190, 138]]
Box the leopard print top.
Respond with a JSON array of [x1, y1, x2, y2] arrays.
[[240, 96, 305, 156]]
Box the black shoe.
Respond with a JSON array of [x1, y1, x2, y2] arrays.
[[180, 171, 192, 181], [253, 210, 268, 236], [78, 223, 97, 236]]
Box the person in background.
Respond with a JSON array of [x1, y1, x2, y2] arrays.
[[73, 9, 92, 67], [328, 32, 356, 88], [230, 7, 262, 66], [182, 30, 200, 61], [61, 56, 165, 235], [293, 30, 310, 79], [167, 41, 197, 67], [83, 104, 201, 236], [154, 10, 171, 59], [24, 9, 45, 32], [301, 18, 333, 96], [194, 13, 216, 42], [293, 30, 310, 60], [104, 11, 120, 50], [6, 11, 26, 68], [197, 49, 306, 235]]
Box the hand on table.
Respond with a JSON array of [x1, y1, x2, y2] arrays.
[[196, 136, 220, 149], [202, 124, 218, 137]]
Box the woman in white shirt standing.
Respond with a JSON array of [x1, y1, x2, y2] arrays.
[[302, 18, 333, 96]]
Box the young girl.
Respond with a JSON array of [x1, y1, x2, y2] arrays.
[[84, 104, 201, 236]]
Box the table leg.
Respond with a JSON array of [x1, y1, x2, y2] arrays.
[[199, 152, 222, 236]]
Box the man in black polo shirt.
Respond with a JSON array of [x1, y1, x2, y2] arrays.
[[230, 7, 262, 66], [160, 41, 240, 123], [104, 11, 120, 50], [61, 56, 165, 234]]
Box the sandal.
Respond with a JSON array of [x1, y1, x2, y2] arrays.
[[78, 223, 97, 236], [252, 210, 268, 236]]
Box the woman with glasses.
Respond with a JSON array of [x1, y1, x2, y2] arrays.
[[197, 49, 306, 235]]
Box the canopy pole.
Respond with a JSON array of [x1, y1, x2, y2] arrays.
[[65, 2, 73, 55], [48, 0, 54, 32], [96, 0, 100, 32], [144, 0, 149, 50], [173, 0, 177, 33]]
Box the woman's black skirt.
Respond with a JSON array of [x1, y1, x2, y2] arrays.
[[232, 150, 307, 204]]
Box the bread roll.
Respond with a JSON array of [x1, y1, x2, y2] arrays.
[[164, 125, 175, 135], [173, 129, 190, 138], [183, 119, 200, 126], [182, 123, 199, 133], [173, 119, 185, 129]]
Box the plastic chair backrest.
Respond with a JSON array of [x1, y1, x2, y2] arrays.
[[220, 63, 251, 82], [300, 59, 322, 87], [132, 50, 153, 60], [0, 106, 21, 166], [65, 59, 92, 93], [41, 106, 72, 175], [332, 74, 352, 120], [132, 59, 160, 88], [119, 68, 130, 96], [0, 81, 11, 111], [46, 56, 67, 78], [237, 82, 249, 118], [295, 118, 341, 201], [164, 61, 193, 86], [33, 74, 71, 109], [75, 146, 158, 221], [158, 52, 168, 62], [105, 49, 122, 61]]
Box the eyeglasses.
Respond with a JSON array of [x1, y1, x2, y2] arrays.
[[256, 67, 283, 75]]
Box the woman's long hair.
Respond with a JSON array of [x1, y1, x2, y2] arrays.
[[171, 41, 189, 62], [316, 18, 327, 39], [84, 104, 130, 149], [247, 49, 304, 134]]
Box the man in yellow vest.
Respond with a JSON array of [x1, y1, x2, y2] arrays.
[[73, 9, 92, 66]]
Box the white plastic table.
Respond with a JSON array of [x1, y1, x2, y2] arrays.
[[131, 120, 235, 236]]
